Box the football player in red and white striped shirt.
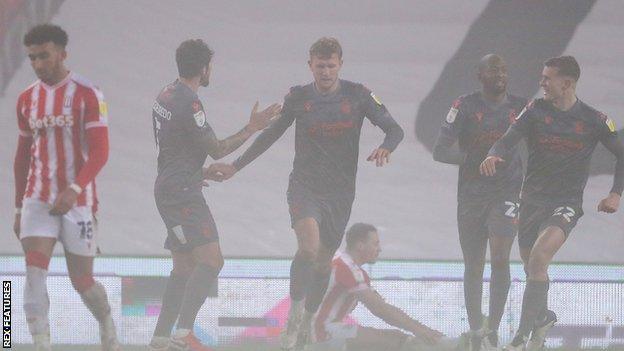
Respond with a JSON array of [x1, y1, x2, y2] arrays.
[[12, 24, 120, 351], [311, 223, 456, 351]]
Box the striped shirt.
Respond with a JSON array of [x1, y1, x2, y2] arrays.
[[313, 251, 370, 342], [16, 72, 108, 209]]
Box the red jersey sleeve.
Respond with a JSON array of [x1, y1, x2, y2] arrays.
[[83, 86, 108, 130], [74, 87, 109, 189], [14, 94, 33, 208], [16, 93, 32, 137]]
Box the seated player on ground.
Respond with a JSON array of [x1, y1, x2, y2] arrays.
[[307, 223, 458, 351]]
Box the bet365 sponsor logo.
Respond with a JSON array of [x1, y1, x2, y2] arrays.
[[29, 115, 74, 130], [2, 281, 10, 349]]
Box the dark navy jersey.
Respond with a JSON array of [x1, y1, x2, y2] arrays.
[[152, 80, 213, 193], [489, 98, 624, 205], [233, 79, 404, 197], [434, 92, 526, 198]]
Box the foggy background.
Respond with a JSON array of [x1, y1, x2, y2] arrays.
[[1, 0, 623, 262]]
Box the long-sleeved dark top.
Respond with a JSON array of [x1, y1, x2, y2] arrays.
[[489, 98, 624, 205], [233, 80, 404, 198], [433, 91, 526, 199], [152, 80, 251, 194]]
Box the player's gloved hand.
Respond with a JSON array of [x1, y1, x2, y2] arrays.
[[49, 187, 79, 215], [598, 192, 620, 213], [412, 323, 444, 345], [13, 213, 21, 239], [479, 155, 505, 176], [367, 147, 391, 167], [247, 101, 282, 132], [203, 163, 236, 182]]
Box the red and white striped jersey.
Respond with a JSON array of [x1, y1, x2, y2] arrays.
[[313, 251, 371, 342], [16, 72, 108, 209]]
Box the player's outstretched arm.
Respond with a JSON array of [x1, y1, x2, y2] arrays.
[[205, 102, 281, 160], [480, 127, 524, 176], [202, 163, 236, 182], [355, 288, 443, 345], [597, 135, 624, 213], [230, 104, 295, 173]]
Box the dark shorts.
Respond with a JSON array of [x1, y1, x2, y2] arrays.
[[155, 190, 219, 252], [287, 185, 354, 254], [517, 200, 583, 250], [457, 196, 519, 245]]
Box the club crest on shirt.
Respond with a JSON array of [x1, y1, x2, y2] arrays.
[[194, 110, 206, 127], [575, 121, 585, 134], [340, 99, 352, 114], [192, 101, 201, 113], [304, 101, 312, 112]]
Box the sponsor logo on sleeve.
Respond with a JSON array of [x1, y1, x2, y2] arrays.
[[446, 107, 459, 123], [99, 102, 108, 117], [194, 110, 206, 127], [370, 92, 383, 106], [606, 118, 616, 132]]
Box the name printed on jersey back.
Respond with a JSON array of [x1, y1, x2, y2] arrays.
[[153, 101, 172, 120]]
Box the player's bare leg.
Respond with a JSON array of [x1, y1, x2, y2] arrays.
[[150, 253, 194, 350], [281, 217, 320, 350], [458, 229, 488, 351], [296, 243, 334, 349], [21, 237, 55, 351], [483, 234, 514, 350], [169, 242, 223, 351], [506, 226, 565, 351], [66, 251, 121, 351]]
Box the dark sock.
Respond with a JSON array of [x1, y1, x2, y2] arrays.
[[488, 263, 511, 332], [517, 280, 549, 337], [534, 280, 551, 325], [464, 266, 484, 331], [290, 254, 314, 301], [177, 263, 219, 330], [154, 272, 189, 337], [304, 267, 331, 313]]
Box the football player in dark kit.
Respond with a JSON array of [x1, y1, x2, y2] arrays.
[[433, 54, 526, 351], [481, 56, 624, 351], [148, 39, 281, 351], [216, 37, 404, 349]]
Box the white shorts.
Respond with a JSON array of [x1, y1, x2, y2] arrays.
[[312, 322, 359, 351], [21, 198, 98, 256]]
